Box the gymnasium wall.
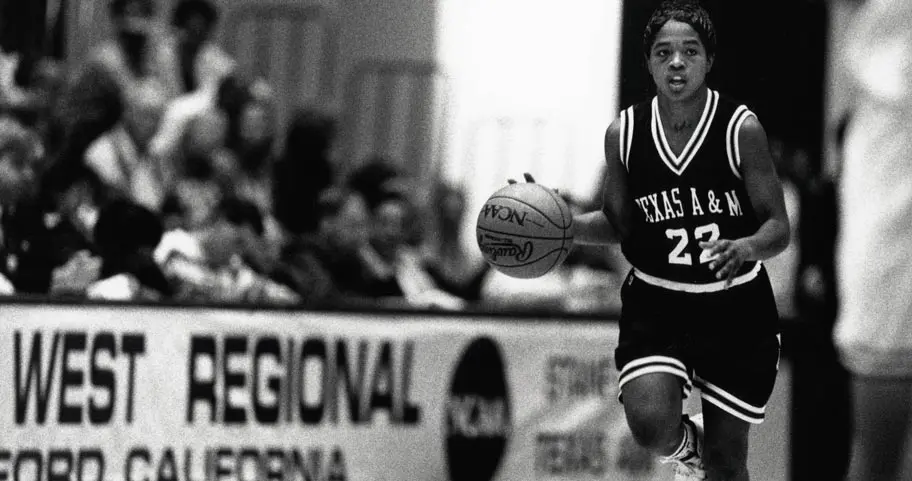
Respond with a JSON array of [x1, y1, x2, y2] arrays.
[[63, 0, 439, 178]]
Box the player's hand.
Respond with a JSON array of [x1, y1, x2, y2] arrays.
[[699, 238, 755, 287], [507, 172, 559, 194]]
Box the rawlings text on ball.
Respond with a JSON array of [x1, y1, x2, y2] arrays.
[[476, 183, 574, 279]]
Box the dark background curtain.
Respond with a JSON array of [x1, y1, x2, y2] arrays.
[[618, 0, 828, 169]]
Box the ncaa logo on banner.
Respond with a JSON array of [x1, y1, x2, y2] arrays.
[[444, 336, 512, 481]]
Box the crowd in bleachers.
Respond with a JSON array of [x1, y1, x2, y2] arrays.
[[0, 0, 838, 317], [0, 0, 499, 309]]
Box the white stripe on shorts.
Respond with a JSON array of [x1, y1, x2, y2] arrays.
[[694, 376, 766, 424], [618, 355, 693, 402]]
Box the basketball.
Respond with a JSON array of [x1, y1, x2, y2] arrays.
[[476, 182, 574, 279]]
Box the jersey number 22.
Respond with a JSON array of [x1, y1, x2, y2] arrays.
[[665, 222, 720, 265]]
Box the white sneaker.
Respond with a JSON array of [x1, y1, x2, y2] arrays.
[[662, 413, 706, 480]]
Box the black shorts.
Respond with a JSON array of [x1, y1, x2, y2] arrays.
[[614, 265, 781, 424]]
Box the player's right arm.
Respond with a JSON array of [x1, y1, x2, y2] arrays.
[[573, 118, 632, 245]]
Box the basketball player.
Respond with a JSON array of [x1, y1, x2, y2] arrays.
[[563, 1, 789, 479], [834, 0, 912, 479]]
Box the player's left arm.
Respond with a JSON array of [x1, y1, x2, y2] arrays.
[[700, 116, 791, 283]]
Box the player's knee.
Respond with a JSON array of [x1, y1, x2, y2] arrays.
[[625, 404, 680, 451], [628, 422, 677, 452]]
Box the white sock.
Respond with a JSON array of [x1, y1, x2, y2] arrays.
[[662, 419, 692, 461]]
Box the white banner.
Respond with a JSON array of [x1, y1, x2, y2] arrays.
[[0, 304, 789, 481]]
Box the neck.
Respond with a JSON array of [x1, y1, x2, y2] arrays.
[[657, 87, 708, 131]]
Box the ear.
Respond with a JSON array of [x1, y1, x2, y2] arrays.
[[706, 54, 714, 73]]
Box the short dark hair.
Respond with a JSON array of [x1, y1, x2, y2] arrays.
[[643, 0, 716, 60], [171, 0, 219, 29]]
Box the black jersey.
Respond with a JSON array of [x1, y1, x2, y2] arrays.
[[616, 89, 761, 285]]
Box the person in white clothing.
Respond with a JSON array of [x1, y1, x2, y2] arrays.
[[162, 0, 235, 95], [84, 81, 167, 209], [86, 0, 178, 109], [834, 0, 912, 479]]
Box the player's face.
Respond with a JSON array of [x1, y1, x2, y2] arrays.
[[647, 20, 713, 101]]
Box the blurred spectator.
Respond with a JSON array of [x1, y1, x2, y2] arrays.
[[835, 0, 912, 478], [0, 116, 42, 206], [218, 83, 287, 260], [14, 162, 105, 295], [421, 181, 490, 301], [86, 0, 176, 111], [84, 81, 167, 210], [149, 74, 250, 191], [275, 186, 377, 304], [361, 194, 466, 310], [87, 198, 172, 300], [223, 81, 276, 215], [281, 186, 460, 307], [21, 58, 66, 134], [0, 45, 33, 108], [0, 116, 43, 294], [0, 52, 65, 128], [347, 156, 409, 211], [272, 107, 337, 236], [155, 195, 298, 304], [162, 0, 235, 95], [51, 62, 124, 160], [9, 58, 128, 297], [162, 108, 229, 230]]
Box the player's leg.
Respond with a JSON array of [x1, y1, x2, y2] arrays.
[[615, 273, 694, 457], [694, 331, 779, 481], [701, 399, 751, 481], [846, 376, 912, 481], [620, 371, 686, 455], [615, 272, 704, 479], [692, 269, 781, 481]]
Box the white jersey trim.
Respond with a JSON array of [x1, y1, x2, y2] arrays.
[[651, 89, 719, 176], [725, 106, 756, 180], [632, 261, 763, 293], [618, 106, 635, 172]]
